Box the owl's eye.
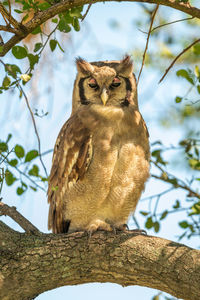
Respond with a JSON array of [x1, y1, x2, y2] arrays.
[[110, 77, 121, 88], [88, 78, 98, 89]]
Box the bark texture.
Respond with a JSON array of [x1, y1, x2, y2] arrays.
[[0, 0, 200, 57], [0, 221, 200, 300]]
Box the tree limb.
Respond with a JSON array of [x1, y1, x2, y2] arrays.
[[0, 224, 200, 300], [0, 0, 200, 57], [0, 202, 40, 233]]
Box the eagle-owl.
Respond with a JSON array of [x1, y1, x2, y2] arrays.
[[48, 55, 150, 234]]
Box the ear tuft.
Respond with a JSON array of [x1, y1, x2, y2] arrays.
[[116, 55, 133, 77], [76, 57, 94, 75]]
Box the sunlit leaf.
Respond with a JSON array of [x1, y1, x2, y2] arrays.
[[20, 74, 31, 82], [3, 76, 11, 87]]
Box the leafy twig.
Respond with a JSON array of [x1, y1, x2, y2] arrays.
[[137, 4, 159, 84], [151, 160, 200, 200], [0, 202, 40, 233], [159, 38, 200, 83]]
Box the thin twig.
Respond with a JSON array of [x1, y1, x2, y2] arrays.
[[20, 88, 48, 178], [0, 202, 40, 233], [137, 4, 159, 85], [81, 3, 92, 22], [151, 173, 200, 200], [151, 16, 194, 33], [159, 38, 200, 83]]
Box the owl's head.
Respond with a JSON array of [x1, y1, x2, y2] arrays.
[[72, 55, 138, 114]]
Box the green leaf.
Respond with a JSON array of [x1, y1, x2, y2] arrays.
[[25, 150, 38, 162], [0, 142, 8, 152], [179, 221, 189, 229], [34, 43, 43, 52], [57, 41, 65, 53], [14, 9, 23, 13], [194, 65, 200, 78], [5, 170, 17, 186], [38, 2, 51, 10], [0, 46, 3, 53], [69, 6, 83, 18], [28, 164, 39, 177], [145, 216, 153, 229], [17, 187, 25, 195], [176, 69, 194, 85], [30, 185, 37, 191], [9, 159, 18, 167], [14, 144, 25, 158], [5, 64, 21, 77], [6, 133, 12, 143], [160, 210, 168, 220], [12, 46, 27, 59], [193, 43, 200, 55], [140, 211, 149, 216], [32, 26, 42, 35], [197, 85, 200, 94], [58, 18, 71, 33], [52, 18, 58, 23], [154, 221, 160, 233], [49, 39, 57, 52], [27, 54, 39, 70], [173, 199, 180, 209], [73, 17, 80, 32], [175, 96, 182, 103], [2, 76, 11, 87]]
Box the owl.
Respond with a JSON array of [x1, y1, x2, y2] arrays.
[[48, 55, 150, 234]]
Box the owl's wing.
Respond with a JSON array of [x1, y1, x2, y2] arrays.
[[47, 113, 92, 233]]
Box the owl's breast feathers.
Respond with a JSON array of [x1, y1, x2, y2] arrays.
[[48, 105, 149, 233]]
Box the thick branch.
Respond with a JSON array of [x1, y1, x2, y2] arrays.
[[0, 226, 200, 300], [0, 0, 200, 57]]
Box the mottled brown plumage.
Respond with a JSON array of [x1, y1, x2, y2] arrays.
[[48, 56, 150, 234]]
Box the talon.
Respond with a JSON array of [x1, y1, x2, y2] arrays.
[[129, 229, 147, 235]]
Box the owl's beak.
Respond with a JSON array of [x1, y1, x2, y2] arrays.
[[101, 88, 109, 106]]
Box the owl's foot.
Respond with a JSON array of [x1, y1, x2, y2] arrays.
[[86, 219, 113, 237]]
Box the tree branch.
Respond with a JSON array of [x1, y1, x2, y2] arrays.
[[0, 225, 200, 300], [0, 202, 40, 233], [0, 0, 200, 57]]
